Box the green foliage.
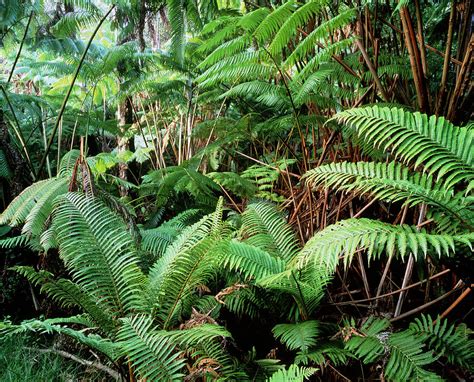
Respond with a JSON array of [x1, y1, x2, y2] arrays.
[[345, 317, 390, 363], [298, 218, 473, 270], [141, 161, 220, 208], [266, 364, 317, 382], [241, 200, 299, 262], [273, 320, 319, 352], [116, 315, 185, 382], [0, 335, 91, 382], [344, 314, 473, 381], [304, 161, 473, 231], [331, 106, 474, 188], [53, 192, 146, 315], [385, 331, 441, 381], [408, 314, 474, 370]]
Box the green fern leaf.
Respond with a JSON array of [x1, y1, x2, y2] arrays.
[[273, 320, 319, 352], [116, 315, 185, 381], [332, 106, 474, 187]]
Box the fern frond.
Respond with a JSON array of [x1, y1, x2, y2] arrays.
[[207, 171, 257, 198], [1, 318, 118, 360], [273, 321, 319, 352], [53, 192, 146, 315], [254, 1, 296, 43], [345, 317, 389, 363], [409, 314, 474, 370], [140, 209, 201, 257], [297, 218, 473, 270], [266, 364, 317, 382], [293, 69, 333, 106], [22, 178, 69, 237], [385, 331, 442, 381], [222, 240, 286, 281], [13, 266, 115, 333], [295, 341, 349, 366], [284, 7, 356, 67], [0, 178, 67, 227], [332, 106, 474, 187], [269, 0, 329, 56], [164, 323, 231, 348], [238, 7, 270, 32], [241, 201, 299, 262], [116, 315, 185, 381], [304, 161, 473, 229], [259, 266, 331, 317], [0, 234, 29, 249]]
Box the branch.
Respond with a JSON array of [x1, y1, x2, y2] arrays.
[[27, 347, 124, 381]]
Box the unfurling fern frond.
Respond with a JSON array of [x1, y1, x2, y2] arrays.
[[116, 315, 185, 381], [297, 218, 473, 270], [273, 320, 319, 352], [408, 314, 474, 370], [331, 106, 474, 188]]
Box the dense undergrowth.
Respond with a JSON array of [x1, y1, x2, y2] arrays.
[[1, 0, 473, 381]]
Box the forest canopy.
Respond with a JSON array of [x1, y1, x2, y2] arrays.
[[0, 0, 473, 381]]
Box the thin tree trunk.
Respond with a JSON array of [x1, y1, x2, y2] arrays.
[[399, 6, 430, 112], [436, 1, 456, 115]]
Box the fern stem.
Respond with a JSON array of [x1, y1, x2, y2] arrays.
[[7, 11, 33, 84], [391, 280, 464, 322]]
